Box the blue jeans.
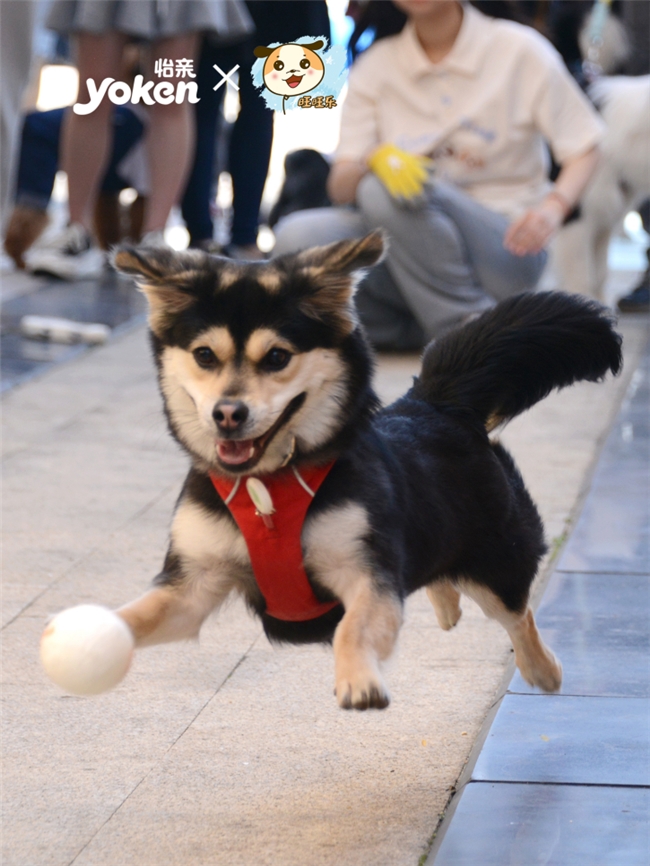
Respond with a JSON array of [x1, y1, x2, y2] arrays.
[[181, 1, 331, 246], [180, 38, 273, 246], [15, 106, 144, 210]]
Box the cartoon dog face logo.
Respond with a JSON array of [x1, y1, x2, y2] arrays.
[[254, 41, 324, 100]]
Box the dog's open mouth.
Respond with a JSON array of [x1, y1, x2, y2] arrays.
[[216, 393, 306, 469], [286, 75, 302, 88]]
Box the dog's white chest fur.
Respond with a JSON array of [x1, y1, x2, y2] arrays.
[[171, 495, 371, 607]]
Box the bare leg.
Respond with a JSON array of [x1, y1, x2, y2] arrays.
[[145, 34, 198, 233], [459, 580, 562, 692], [332, 580, 403, 710], [426, 580, 462, 630], [62, 32, 127, 230]]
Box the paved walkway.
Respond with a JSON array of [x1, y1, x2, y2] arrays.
[[1, 265, 648, 864], [429, 344, 650, 866]]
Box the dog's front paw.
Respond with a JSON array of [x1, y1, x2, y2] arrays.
[[335, 673, 390, 710]]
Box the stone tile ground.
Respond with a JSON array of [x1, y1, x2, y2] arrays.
[[1, 264, 648, 865]]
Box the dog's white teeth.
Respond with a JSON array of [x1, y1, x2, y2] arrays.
[[248, 446, 255, 459]]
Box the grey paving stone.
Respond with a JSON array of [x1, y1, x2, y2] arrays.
[[559, 352, 650, 574], [1, 271, 146, 390], [472, 694, 650, 786], [510, 572, 650, 697], [431, 782, 650, 866], [2, 285, 647, 865]]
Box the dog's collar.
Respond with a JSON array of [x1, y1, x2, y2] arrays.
[[210, 461, 340, 622]]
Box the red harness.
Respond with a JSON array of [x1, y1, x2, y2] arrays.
[[210, 462, 340, 622]]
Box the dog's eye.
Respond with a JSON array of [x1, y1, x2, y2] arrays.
[[261, 348, 292, 372], [274, 60, 284, 71], [193, 347, 218, 369], [300, 58, 310, 69]]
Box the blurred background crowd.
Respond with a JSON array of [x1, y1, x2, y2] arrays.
[[1, 0, 648, 358]]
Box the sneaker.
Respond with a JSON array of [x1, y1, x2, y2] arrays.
[[193, 238, 224, 255], [222, 243, 266, 261], [26, 223, 105, 280], [139, 229, 167, 249], [617, 274, 650, 314]]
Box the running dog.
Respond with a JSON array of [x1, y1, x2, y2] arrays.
[[112, 233, 621, 710]]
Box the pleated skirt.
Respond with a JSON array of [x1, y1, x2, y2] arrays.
[[46, 0, 252, 39]]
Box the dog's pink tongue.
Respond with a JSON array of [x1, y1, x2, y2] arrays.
[[217, 440, 255, 465]]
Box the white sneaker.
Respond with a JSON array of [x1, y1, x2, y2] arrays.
[[26, 223, 105, 280], [139, 230, 167, 249]]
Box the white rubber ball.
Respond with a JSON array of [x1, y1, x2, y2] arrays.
[[40, 605, 134, 696]]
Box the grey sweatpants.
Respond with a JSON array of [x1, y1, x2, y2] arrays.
[[273, 174, 547, 348]]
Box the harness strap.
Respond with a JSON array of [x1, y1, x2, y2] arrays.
[[210, 461, 340, 622]]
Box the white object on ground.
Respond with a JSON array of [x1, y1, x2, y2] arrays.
[[20, 315, 111, 345], [40, 604, 134, 695]]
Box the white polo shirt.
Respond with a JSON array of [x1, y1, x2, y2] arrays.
[[336, 3, 604, 218]]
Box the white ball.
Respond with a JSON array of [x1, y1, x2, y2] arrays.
[[40, 604, 134, 696]]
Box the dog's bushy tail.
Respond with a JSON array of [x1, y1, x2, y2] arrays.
[[412, 292, 622, 430]]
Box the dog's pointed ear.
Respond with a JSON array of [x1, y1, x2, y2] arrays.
[[295, 231, 384, 277], [291, 232, 385, 336], [113, 247, 200, 335]]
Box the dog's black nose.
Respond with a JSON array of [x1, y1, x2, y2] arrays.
[[213, 400, 249, 432]]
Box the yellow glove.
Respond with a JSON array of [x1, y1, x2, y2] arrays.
[[367, 144, 433, 201]]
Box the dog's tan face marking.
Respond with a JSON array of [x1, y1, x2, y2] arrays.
[[113, 233, 385, 473], [255, 268, 283, 293], [243, 328, 295, 365], [215, 264, 242, 290], [159, 325, 349, 474], [190, 326, 236, 365]]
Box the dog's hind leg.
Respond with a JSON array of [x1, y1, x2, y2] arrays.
[[426, 580, 462, 630], [331, 579, 403, 710], [458, 581, 562, 693]]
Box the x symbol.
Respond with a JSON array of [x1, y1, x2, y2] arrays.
[[213, 63, 240, 91]]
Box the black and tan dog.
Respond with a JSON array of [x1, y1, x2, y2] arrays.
[[112, 233, 621, 710]]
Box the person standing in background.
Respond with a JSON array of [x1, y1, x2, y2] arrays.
[[1, 0, 36, 232], [29, 0, 251, 280], [273, 0, 604, 348], [182, 0, 331, 259]]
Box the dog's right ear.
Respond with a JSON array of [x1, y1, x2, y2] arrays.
[[112, 247, 198, 335], [290, 232, 385, 336], [254, 45, 273, 58]]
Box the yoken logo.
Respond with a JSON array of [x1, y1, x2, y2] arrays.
[[73, 57, 199, 115]]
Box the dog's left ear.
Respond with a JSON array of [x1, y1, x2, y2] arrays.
[[296, 231, 384, 276], [113, 246, 203, 335], [293, 231, 385, 335]]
